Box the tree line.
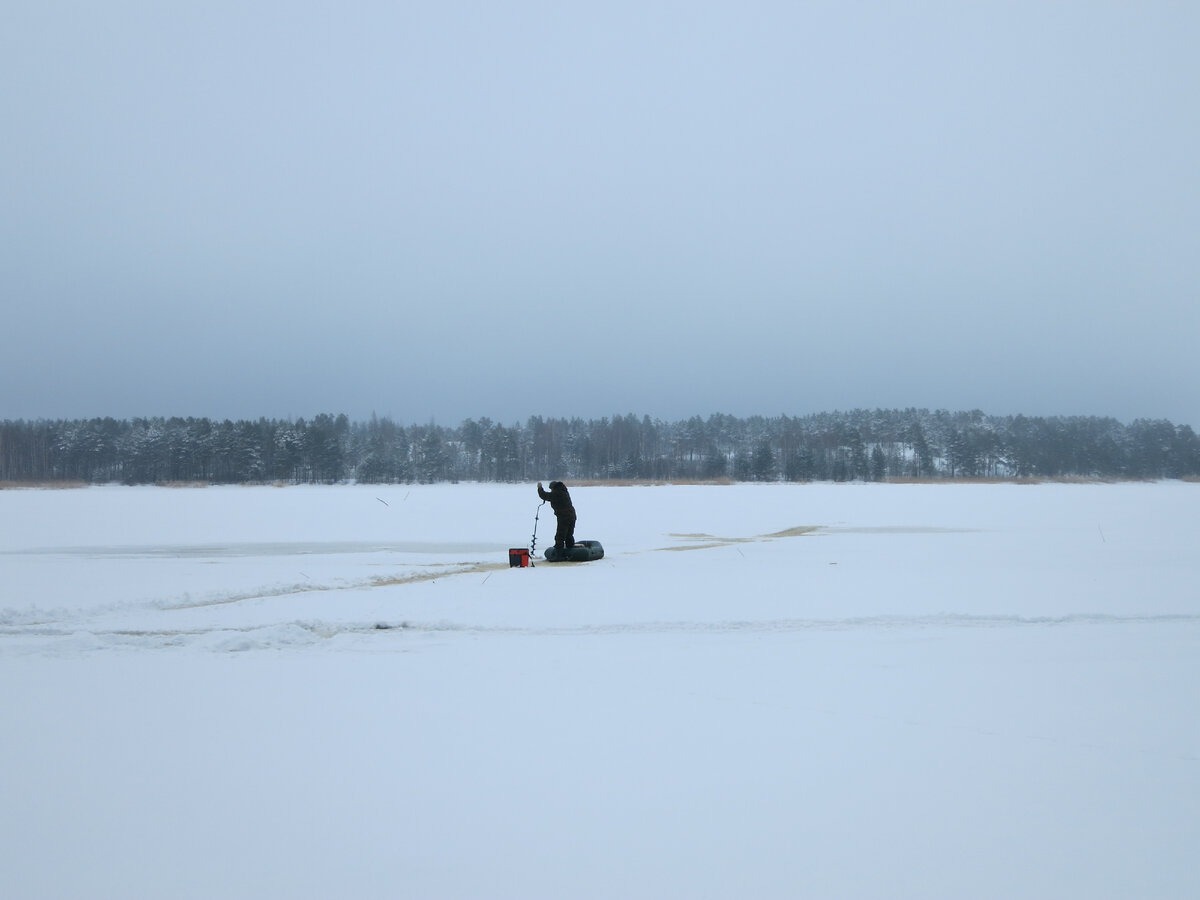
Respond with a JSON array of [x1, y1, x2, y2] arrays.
[[1, 409, 1197, 485]]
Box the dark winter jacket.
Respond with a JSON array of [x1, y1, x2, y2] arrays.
[[538, 481, 575, 516]]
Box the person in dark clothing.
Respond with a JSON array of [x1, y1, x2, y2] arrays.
[[537, 480, 577, 550]]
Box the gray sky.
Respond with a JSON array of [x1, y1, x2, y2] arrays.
[[3, 1, 1197, 428]]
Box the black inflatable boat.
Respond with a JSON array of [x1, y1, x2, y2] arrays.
[[543, 540, 604, 563]]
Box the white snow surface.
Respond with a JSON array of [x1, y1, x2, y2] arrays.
[[2, 481, 1197, 899]]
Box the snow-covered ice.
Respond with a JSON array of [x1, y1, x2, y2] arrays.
[[2, 481, 1198, 899]]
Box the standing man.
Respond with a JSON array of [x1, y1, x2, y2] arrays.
[[537, 481, 576, 551]]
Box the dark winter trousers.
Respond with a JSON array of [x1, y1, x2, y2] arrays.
[[554, 510, 577, 549]]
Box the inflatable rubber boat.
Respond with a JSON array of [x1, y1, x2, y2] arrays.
[[543, 539, 604, 562]]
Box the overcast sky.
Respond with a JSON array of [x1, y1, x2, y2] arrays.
[[3, 1, 1197, 428]]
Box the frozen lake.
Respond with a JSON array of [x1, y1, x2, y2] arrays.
[[2, 481, 1198, 898]]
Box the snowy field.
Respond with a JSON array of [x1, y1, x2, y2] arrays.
[[2, 481, 1198, 899]]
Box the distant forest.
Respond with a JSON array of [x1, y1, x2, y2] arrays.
[[1, 410, 1197, 485]]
